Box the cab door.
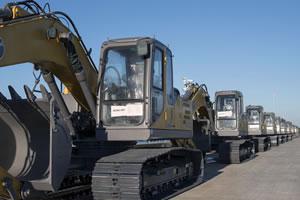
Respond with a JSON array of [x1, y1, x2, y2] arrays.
[[151, 48, 164, 123], [151, 47, 175, 128], [164, 49, 175, 128]]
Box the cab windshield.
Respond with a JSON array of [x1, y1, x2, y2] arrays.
[[101, 46, 146, 126], [216, 96, 236, 118], [216, 95, 237, 129], [248, 109, 260, 124], [102, 46, 145, 101], [276, 118, 280, 130], [264, 115, 273, 127], [280, 121, 286, 129]]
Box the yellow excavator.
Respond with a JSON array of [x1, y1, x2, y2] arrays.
[[0, 1, 215, 199]]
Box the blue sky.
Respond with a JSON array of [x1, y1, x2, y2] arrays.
[[1, 0, 300, 125]]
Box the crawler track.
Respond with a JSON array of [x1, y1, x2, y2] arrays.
[[218, 140, 255, 164], [92, 147, 203, 200], [252, 136, 272, 152]]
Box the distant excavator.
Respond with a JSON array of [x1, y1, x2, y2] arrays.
[[0, 1, 215, 199], [212, 91, 298, 164], [245, 105, 272, 152], [212, 91, 255, 163]]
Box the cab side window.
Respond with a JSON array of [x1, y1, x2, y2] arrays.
[[152, 48, 163, 121], [166, 51, 174, 105], [153, 49, 163, 89]]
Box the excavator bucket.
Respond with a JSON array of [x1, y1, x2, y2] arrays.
[[0, 85, 72, 193]]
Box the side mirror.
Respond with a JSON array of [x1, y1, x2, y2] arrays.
[[137, 40, 149, 57]]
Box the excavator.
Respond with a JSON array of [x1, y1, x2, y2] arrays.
[[286, 121, 294, 141], [212, 91, 255, 164], [291, 124, 297, 139], [245, 105, 272, 152], [280, 118, 289, 143], [0, 1, 215, 199], [275, 116, 286, 144], [262, 112, 279, 147], [295, 126, 299, 138], [293, 125, 299, 138]]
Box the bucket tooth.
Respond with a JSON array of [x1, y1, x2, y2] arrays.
[[0, 92, 8, 104], [24, 85, 36, 102], [8, 85, 22, 101], [0, 92, 11, 111], [23, 85, 49, 121], [40, 84, 51, 102]]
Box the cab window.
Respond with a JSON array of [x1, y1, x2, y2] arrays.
[[152, 48, 163, 121], [166, 51, 174, 105]]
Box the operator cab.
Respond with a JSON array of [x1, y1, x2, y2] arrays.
[[291, 125, 296, 135], [280, 118, 287, 134], [263, 112, 276, 134], [275, 117, 281, 134], [286, 121, 292, 134], [246, 105, 264, 135], [96, 37, 192, 141], [215, 90, 247, 136], [295, 126, 298, 135], [294, 126, 297, 135]]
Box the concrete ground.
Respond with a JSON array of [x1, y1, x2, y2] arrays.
[[173, 138, 300, 200]]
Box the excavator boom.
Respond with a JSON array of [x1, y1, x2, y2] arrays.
[[0, 2, 98, 110]]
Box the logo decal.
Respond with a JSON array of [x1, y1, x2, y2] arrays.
[[0, 38, 4, 60]]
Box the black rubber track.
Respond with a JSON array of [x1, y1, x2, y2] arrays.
[[91, 147, 204, 200]]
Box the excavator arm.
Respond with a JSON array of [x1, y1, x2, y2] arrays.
[[0, 1, 98, 111], [182, 79, 215, 131], [181, 79, 215, 152]]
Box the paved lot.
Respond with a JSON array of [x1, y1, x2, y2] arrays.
[[173, 138, 300, 200]]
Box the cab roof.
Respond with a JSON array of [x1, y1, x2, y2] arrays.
[[101, 37, 170, 52], [215, 90, 243, 98], [264, 112, 276, 117], [246, 105, 264, 111]]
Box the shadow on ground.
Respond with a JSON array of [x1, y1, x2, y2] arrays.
[[204, 149, 262, 182], [204, 152, 228, 182]]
